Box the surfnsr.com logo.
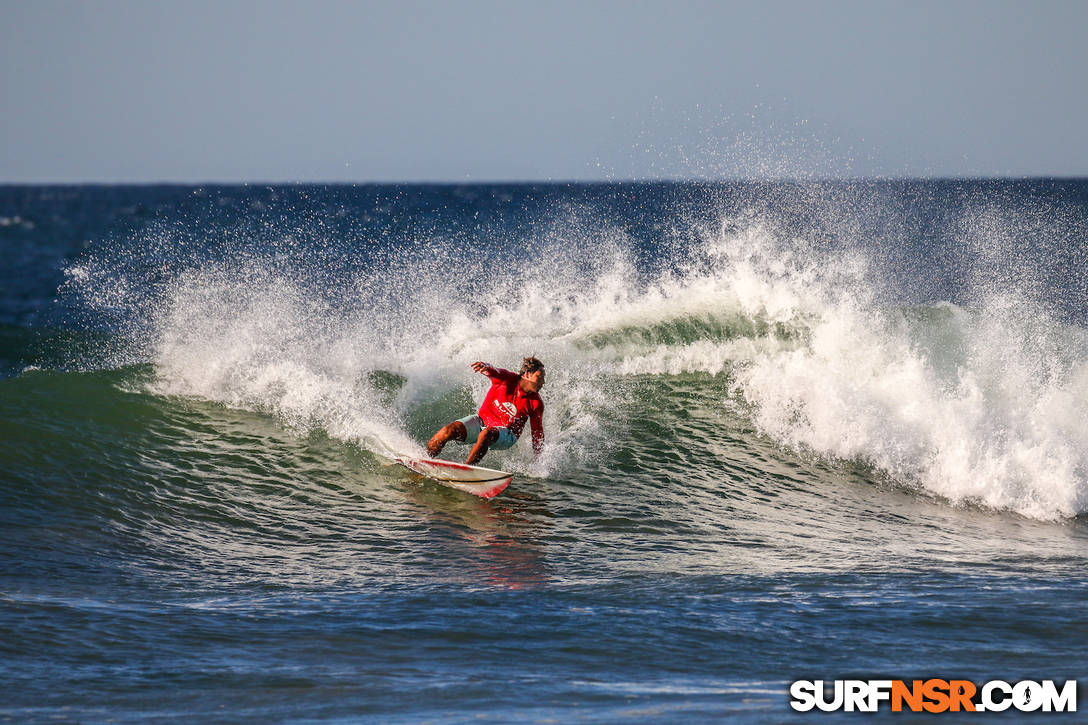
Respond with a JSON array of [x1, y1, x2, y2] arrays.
[[789, 679, 1078, 713]]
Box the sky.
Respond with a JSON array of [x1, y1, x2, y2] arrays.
[[2, 0, 1087, 182]]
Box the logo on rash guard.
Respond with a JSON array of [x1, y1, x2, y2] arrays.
[[496, 401, 517, 420]]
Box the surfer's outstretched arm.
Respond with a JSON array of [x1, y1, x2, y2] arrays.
[[471, 361, 496, 377], [472, 361, 517, 381]]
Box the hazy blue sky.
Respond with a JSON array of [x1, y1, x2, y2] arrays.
[[3, 0, 1086, 182]]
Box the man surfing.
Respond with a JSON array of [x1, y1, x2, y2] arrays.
[[427, 356, 545, 465]]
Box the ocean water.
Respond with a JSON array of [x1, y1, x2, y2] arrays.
[[2, 181, 1087, 722]]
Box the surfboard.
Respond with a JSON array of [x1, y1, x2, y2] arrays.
[[393, 456, 513, 499]]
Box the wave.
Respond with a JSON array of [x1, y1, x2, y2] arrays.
[[0, 365, 412, 585], [56, 194, 1088, 520]]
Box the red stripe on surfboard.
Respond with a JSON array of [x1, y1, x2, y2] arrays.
[[469, 477, 512, 499], [396, 457, 508, 476], [415, 458, 475, 471]]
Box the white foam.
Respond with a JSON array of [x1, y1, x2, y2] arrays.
[[721, 232, 1088, 520], [149, 265, 422, 459]]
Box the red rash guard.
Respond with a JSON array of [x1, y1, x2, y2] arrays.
[[477, 367, 545, 454]]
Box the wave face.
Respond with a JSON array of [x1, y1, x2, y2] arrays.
[[49, 182, 1088, 520], [4, 182, 1088, 721]]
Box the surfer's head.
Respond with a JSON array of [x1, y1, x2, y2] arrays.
[[520, 356, 545, 393]]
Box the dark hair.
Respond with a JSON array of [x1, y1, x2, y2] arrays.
[[520, 356, 544, 375]]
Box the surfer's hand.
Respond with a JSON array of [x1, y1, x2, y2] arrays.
[[471, 361, 492, 375]]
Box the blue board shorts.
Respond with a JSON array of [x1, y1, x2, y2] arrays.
[[456, 415, 517, 450]]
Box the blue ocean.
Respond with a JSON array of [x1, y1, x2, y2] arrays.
[[2, 181, 1086, 722]]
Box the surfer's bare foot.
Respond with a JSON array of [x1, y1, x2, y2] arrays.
[[427, 421, 467, 457]]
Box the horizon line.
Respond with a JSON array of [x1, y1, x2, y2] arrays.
[[3, 174, 1088, 187]]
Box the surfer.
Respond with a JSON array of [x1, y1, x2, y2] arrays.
[[427, 357, 545, 465]]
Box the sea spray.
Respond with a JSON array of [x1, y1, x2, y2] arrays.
[[60, 183, 1088, 518]]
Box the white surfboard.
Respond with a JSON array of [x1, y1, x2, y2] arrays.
[[393, 456, 513, 499]]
